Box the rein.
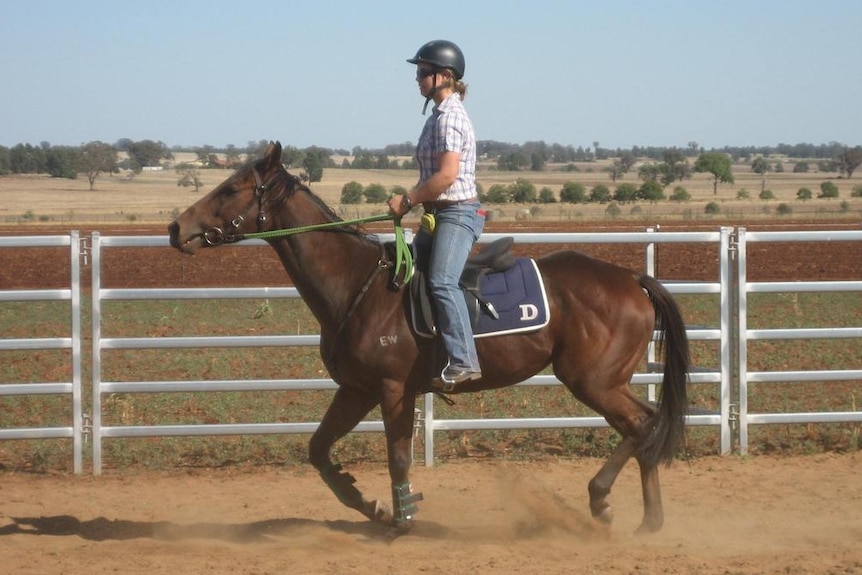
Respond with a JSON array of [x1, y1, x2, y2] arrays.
[[198, 166, 414, 285]]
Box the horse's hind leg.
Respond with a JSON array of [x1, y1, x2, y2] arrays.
[[309, 387, 388, 523], [588, 435, 637, 525], [635, 456, 664, 533]]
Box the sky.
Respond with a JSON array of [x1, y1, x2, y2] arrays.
[[1, 0, 860, 152]]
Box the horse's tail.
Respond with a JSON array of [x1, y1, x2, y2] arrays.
[[638, 274, 690, 467]]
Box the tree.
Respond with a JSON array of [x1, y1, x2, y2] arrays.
[[638, 163, 662, 183], [126, 140, 172, 173], [694, 152, 734, 195], [340, 181, 364, 204], [606, 158, 628, 182], [657, 149, 691, 187], [559, 181, 587, 203], [302, 153, 324, 183], [176, 165, 204, 193], [751, 157, 772, 193], [0, 145, 9, 175], [836, 146, 862, 178], [80, 141, 118, 190], [45, 146, 80, 179]]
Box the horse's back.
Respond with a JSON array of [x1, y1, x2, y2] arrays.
[[537, 249, 644, 294], [536, 249, 654, 340]]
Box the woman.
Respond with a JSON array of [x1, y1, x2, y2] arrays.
[[388, 39, 485, 391]]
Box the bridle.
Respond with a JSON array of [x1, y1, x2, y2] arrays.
[[201, 166, 275, 246]]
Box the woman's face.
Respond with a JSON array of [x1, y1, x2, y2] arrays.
[[415, 65, 448, 97]]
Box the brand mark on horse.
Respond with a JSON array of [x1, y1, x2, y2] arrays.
[[379, 335, 399, 347]]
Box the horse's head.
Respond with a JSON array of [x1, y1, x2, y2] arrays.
[[168, 141, 289, 253]]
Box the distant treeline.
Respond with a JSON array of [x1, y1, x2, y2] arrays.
[[0, 137, 855, 179]]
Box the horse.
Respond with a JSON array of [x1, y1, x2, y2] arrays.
[[168, 141, 690, 534]]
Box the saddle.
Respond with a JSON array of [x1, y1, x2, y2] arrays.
[[408, 237, 550, 339]]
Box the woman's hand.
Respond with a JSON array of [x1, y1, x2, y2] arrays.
[[388, 193, 413, 217]]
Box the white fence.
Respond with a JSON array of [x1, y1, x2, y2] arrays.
[[0, 232, 84, 473], [4, 227, 860, 473], [736, 227, 862, 453]]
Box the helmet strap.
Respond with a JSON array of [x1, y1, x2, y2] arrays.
[[421, 72, 438, 115]]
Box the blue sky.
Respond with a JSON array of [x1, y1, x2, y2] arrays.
[[2, 0, 860, 151]]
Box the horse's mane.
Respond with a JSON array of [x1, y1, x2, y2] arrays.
[[264, 164, 381, 247]]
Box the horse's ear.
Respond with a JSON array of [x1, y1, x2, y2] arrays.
[[263, 141, 283, 168]]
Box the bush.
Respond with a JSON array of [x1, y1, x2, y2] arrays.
[[670, 186, 690, 202], [604, 202, 621, 218], [819, 181, 839, 199], [589, 184, 611, 203], [340, 181, 364, 204], [705, 202, 721, 214], [737, 189, 750, 200], [559, 181, 587, 203], [759, 189, 775, 200], [363, 183, 388, 203], [638, 179, 665, 202], [613, 183, 639, 203], [797, 187, 813, 201], [538, 187, 557, 203], [776, 203, 792, 215], [851, 185, 862, 198]]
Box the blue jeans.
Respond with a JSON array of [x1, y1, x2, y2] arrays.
[[414, 203, 485, 372]]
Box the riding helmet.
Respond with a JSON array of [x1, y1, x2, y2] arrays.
[[406, 40, 465, 80]]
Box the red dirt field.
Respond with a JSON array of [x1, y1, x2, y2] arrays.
[[2, 455, 860, 575], [2, 218, 861, 574], [2, 218, 860, 290]]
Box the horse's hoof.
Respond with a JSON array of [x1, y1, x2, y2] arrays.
[[634, 518, 663, 535], [593, 506, 614, 525], [367, 499, 392, 524]]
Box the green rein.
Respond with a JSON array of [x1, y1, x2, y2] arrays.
[[237, 214, 415, 285]]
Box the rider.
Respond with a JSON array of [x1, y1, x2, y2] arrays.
[[388, 39, 485, 390]]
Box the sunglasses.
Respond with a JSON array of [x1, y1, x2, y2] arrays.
[[416, 68, 439, 79]]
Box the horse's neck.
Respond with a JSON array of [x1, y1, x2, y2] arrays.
[[267, 209, 381, 331]]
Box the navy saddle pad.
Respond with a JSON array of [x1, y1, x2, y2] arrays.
[[411, 257, 550, 339]]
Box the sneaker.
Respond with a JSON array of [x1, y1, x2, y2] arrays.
[[431, 367, 482, 392]]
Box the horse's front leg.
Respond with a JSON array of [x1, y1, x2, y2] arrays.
[[380, 379, 423, 531], [309, 387, 389, 523]]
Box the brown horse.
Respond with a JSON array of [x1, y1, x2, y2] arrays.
[[168, 142, 690, 534]]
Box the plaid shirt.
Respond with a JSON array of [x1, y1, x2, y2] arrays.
[[416, 93, 477, 202]]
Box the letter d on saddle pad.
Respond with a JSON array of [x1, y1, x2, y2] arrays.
[[411, 258, 550, 338]]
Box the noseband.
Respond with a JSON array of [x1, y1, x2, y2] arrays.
[[202, 166, 272, 246]]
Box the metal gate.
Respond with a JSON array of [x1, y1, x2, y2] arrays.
[[0, 232, 83, 473]]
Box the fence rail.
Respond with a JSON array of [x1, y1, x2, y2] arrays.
[[736, 227, 862, 453], [0, 232, 83, 472], [3, 226, 860, 473]]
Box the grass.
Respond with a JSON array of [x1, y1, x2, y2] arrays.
[[2, 287, 859, 473]]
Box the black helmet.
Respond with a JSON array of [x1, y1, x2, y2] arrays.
[[407, 40, 465, 80]]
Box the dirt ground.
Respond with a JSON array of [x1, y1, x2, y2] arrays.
[[3, 218, 862, 574], [2, 454, 860, 575]]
